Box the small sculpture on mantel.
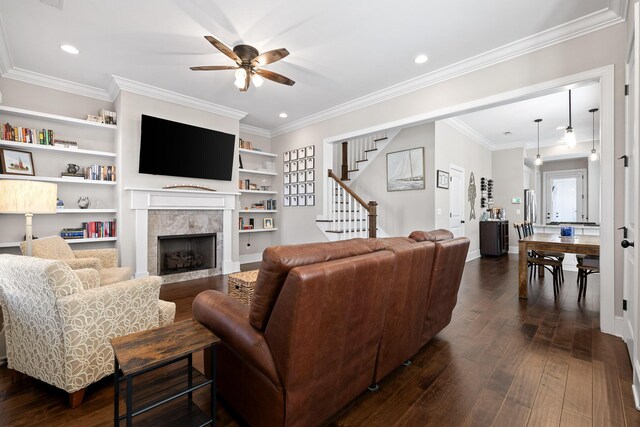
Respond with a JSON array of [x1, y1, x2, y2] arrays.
[[77, 197, 91, 209]]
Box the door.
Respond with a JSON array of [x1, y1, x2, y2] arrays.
[[449, 165, 465, 238], [625, 1, 640, 396], [544, 170, 585, 223]]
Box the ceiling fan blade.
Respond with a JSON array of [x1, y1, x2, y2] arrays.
[[204, 35, 241, 64], [251, 48, 290, 66], [255, 69, 295, 86], [190, 65, 239, 71]]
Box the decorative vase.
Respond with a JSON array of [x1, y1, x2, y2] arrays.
[[67, 164, 80, 174], [77, 197, 91, 209]]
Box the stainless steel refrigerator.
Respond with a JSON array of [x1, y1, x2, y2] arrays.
[[524, 189, 537, 223]]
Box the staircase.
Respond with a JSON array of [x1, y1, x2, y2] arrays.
[[339, 132, 391, 182]]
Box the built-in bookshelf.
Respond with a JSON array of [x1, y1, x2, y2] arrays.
[[238, 142, 278, 262], [0, 105, 118, 250]]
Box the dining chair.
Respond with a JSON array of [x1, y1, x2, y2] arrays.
[[514, 222, 562, 297], [524, 221, 565, 283], [577, 256, 599, 302]]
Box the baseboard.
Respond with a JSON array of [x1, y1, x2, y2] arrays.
[[633, 383, 640, 411], [223, 260, 241, 275], [614, 315, 626, 338], [466, 249, 480, 262], [239, 253, 263, 264]]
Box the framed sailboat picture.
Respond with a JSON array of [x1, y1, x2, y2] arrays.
[[386, 147, 425, 191]]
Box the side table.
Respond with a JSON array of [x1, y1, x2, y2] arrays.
[[111, 319, 220, 426]]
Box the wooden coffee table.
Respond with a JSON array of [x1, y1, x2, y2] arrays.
[[111, 319, 220, 426]]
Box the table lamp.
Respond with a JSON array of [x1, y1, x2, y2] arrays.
[[0, 180, 57, 256]]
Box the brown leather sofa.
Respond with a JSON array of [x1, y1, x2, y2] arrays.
[[193, 230, 469, 427]]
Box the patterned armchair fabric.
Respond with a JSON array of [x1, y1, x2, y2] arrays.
[[0, 254, 175, 394], [20, 236, 132, 285]]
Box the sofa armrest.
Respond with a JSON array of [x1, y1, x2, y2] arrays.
[[193, 290, 281, 386], [73, 248, 117, 269], [56, 276, 162, 391], [62, 257, 102, 271], [73, 268, 101, 290]]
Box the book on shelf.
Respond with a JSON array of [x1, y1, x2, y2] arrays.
[[53, 139, 79, 149], [60, 227, 85, 239], [61, 172, 85, 180], [2, 123, 55, 145], [98, 109, 117, 125], [84, 164, 116, 181], [81, 220, 117, 239], [266, 199, 277, 210]]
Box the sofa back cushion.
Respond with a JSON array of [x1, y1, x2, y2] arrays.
[[373, 239, 435, 382], [249, 238, 378, 330], [409, 229, 454, 242], [263, 250, 395, 426], [20, 235, 75, 260], [421, 237, 470, 345]]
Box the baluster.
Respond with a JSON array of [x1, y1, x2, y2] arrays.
[[347, 192, 352, 238], [330, 178, 335, 231]]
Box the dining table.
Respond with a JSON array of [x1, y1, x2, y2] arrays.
[[518, 233, 600, 298]]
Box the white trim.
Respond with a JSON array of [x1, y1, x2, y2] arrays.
[[466, 249, 480, 262], [319, 65, 616, 335], [611, 0, 631, 21], [615, 315, 628, 338], [239, 252, 263, 264], [0, 15, 13, 75], [633, 383, 640, 411], [449, 164, 465, 238], [442, 118, 496, 150], [239, 124, 271, 138], [109, 76, 247, 120], [271, 8, 624, 137], [4, 67, 112, 101]]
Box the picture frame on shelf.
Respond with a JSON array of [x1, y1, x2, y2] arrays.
[[284, 151, 290, 162], [306, 158, 315, 169], [307, 145, 315, 157], [0, 148, 35, 176], [264, 218, 274, 229], [298, 171, 306, 182], [306, 170, 314, 181], [298, 147, 306, 159], [249, 183, 258, 190], [437, 169, 450, 189], [284, 174, 290, 184], [284, 196, 291, 207], [306, 195, 315, 206], [290, 150, 298, 161]]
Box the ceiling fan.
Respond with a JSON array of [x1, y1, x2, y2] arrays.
[[190, 36, 295, 92]]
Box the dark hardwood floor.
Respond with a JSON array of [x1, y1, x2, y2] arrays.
[[0, 255, 637, 426]]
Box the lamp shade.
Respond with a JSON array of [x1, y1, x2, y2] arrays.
[[0, 180, 57, 214]]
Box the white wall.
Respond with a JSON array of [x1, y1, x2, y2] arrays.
[[434, 121, 492, 258], [115, 91, 240, 270], [349, 123, 435, 236]]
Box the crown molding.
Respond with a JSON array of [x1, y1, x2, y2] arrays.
[[109, 75, 247, 120], [610, 0, 630, 21], [239, 123, 272, 138], [5, 67, 113, 101], [0, 16, 12, 75], [271, 6, 625, 137], [442, 118, 496, 150]]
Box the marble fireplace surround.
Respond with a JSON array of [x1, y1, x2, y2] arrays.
[[126, 188, 239, 281]]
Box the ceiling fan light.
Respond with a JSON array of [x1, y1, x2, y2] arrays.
[[565, 127, 576, 148], [535, 154, 543, 166], [252, 74, 264, 87]]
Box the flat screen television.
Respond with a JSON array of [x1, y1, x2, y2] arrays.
[[139, 114, 235, 181]]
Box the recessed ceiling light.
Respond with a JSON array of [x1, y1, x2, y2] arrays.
[[60, 44, 79, 55], [279, 112, 288, 118], [503, 131, 512, 136], [414, 54, 429, 64]]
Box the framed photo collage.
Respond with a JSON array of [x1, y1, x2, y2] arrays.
[[283, 145, 315, 207]]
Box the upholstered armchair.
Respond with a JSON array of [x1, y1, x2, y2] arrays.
[[0, 254, 175, 407], [19, 235, 131, 285]]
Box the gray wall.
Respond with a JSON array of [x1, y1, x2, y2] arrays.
[[349, 123, 436, 237], [492, 148, 525, 247]]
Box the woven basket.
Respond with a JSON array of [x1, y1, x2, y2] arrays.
[[228, 270, 259, 305]]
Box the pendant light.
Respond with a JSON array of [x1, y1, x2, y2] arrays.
[[589, 107, 599, 161], [534, 118, 543, 166], [565, 90, 577, 148]]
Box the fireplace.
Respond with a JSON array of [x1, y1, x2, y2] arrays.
[[157, 233, 216, 276]]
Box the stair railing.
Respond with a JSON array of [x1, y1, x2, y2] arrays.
[[328, 169, 378, 238]]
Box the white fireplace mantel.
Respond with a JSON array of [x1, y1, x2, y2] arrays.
[[125, 187, 240, 277]]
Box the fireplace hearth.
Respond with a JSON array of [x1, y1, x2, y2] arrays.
[[158, 233, 215, 276]]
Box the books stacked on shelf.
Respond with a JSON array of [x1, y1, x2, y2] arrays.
[[2, 123, 55, 145], [99, 109, 117, 125], [85, 165, 116, 181], [239, 217, 255, 230], [53, 139, 79, 149], [248, 199, 277, 210], [60, 228, 85, 239], [61, 172, 85, 180], [82, 220, 117, 238], [266, 199, 277, 210]]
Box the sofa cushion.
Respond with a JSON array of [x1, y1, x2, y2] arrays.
[[21, 236, 74, 260], [249, 238, 379, 330], [409, 229, 454, 242]]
